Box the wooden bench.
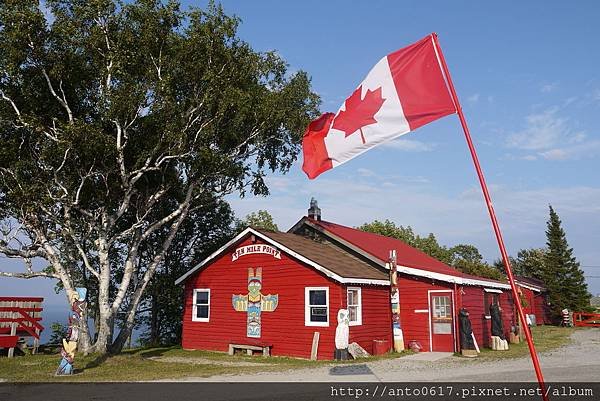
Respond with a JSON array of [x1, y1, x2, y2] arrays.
[[228, 342, 272, 357]]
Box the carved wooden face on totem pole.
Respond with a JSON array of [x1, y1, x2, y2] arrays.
[[232, 268, 278, 338]]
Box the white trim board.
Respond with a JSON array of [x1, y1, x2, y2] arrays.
[[515, 282, 543, 293], [174, 227, 390, 286]]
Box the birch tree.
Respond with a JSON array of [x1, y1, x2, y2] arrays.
[[0, 0, 319, 354]]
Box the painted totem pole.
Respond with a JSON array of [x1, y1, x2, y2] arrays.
[[232, 268, 278, 338], [388, 250, 404, 351], [56, 287, 87, 375]]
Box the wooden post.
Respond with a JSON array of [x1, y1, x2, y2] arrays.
[[310, 331, 320, 361], [33, 328, 40, 355], [389, 250, 404, 352], [8, 312, 17, 358]]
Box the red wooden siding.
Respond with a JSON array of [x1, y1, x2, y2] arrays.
[[534, 293, 550, 325], [499, 291, 516, 336], [182, 238, 390, 360], [396, 275, 454, 352], [460, 286, 487, 349], [459, 287, 514, 348], [346, 285, 392, 354], [520, 287, 535, 316]]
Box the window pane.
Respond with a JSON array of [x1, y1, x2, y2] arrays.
[[196, 291, 209, 304], [348, 289, 358, 306], [310, 307, 328, 322], [349, 306, 357, 322], [309, 290, 326, 305], [196, 305, 209, 319], [433, 296, 450, 318]]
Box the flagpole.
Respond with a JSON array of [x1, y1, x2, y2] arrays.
[[431, 33, 548, 400]]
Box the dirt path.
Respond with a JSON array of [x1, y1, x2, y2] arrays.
[[164, 328, 600, 382]]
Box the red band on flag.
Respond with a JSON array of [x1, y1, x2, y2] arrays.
[[302, 113, 335, 179], [387, 35, 456, 131]]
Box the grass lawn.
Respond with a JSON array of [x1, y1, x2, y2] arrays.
[[0, 345, 405, 382], [475, 325, 576, 361], [0, 326, 576, 382]]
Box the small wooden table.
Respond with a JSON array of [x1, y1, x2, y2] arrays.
[[228, 342, 272, 357]]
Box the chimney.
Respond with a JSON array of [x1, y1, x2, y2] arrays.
[[307, 197, 321, 221]]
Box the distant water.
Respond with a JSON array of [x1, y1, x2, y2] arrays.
[[39, 304, 144, 347]]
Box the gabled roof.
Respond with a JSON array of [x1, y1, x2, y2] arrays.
[[290, 216, 511, 290], [175, 227, 389, 286]]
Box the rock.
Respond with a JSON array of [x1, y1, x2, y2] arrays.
[[348, 342, 370, 359]]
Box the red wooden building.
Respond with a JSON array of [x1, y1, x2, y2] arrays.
[[177, 205, 516, 359], [514, 276, 551, 325]]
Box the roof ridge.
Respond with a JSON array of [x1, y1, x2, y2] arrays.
[[309, 217, 463, 274]]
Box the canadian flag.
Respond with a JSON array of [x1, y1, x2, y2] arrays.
[[302, 33, 457, 179]]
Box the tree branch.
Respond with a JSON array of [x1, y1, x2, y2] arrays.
[[0, 89, 28, 127], [42, 69, 74, 123], [0, 271, 59, 279]]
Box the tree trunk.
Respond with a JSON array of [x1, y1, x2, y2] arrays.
[[78, 308, 92, 355], [92, 304, 112, 354], [150, 293, 159, 346], [110, 307, 136, 354]]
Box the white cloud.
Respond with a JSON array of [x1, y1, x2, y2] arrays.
[[506, 108, 565, 150], [506, 108, 600, 160], [383, 138, 435, 152], [356, 168, 375, 177], [540, 82, 559, 93], [539, 140, 600, 161], [467, 94, 480, 103]]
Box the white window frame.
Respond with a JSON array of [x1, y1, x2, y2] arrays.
[[347, 287, 362, 326], [305, 287, 329, 327], [192, 288, 210, 322]]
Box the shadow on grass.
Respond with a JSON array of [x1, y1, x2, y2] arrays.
[[126, 346, 177, 358], [84, 352, 110, 370]]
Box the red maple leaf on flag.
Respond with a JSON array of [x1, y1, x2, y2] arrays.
[[332, 85, 386, 144]]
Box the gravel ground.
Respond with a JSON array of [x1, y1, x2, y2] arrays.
[[164, 328, 600, 382]]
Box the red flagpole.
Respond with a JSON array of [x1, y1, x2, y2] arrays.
[[431, 33, 548, 400]]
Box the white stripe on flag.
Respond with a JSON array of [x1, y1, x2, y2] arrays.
[[324, 56, 410, 168]]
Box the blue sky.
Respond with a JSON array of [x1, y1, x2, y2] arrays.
[[211, 0, 600, 294], [2, 1, 599, 314]]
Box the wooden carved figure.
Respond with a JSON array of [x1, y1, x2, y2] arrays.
[[232, 268, 278, 338], [56, 288, 86, 375]]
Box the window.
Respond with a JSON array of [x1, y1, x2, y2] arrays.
[[305, 287, 329, 326], [431, 294, 453, 334], [347, 287, 362, 326], [432, 295, 451, 320], [484, 291, 500, 317], [192, 289, 210, 322]]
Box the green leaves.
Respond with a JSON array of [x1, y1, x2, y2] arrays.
[[0, 0, 319, 354], [543, 205, 590, 316]]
